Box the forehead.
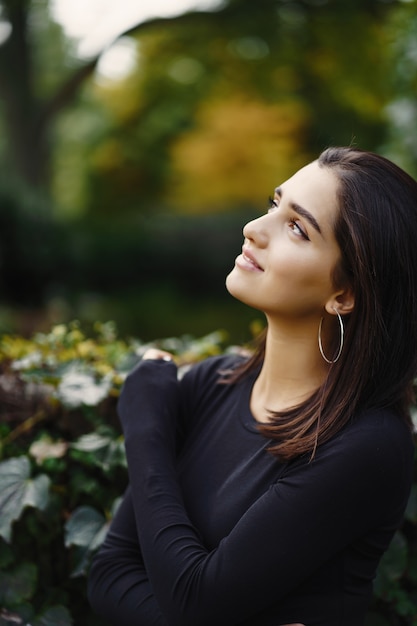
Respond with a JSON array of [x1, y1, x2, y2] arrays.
[[281, 161, 340, 229]]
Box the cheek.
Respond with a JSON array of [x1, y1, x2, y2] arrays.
[[269, 252, 335, 294], [269, 249, 311, 278]]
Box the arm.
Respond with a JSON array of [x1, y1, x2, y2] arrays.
[[87, 349, 201, 626], [117, 357, 412, 626], [87, 349, 180, 626], [87, 440, 304, 626], [87, 486, 168, 626]]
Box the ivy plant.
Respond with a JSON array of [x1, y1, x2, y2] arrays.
[[0, 321, 415, 625]]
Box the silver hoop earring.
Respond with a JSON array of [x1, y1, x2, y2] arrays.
[[318, 307, 344, 364]]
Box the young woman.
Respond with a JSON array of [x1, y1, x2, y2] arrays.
[[88, 147, 416, 626]]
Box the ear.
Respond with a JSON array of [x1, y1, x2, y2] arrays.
[[324, 287, 355, 316]]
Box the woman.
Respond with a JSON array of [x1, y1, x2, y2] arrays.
[[88, 147, 416, 626]]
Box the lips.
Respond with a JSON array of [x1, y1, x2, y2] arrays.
[[240, 246, 263, 271]]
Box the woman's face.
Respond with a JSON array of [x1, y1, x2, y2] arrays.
[[226, 161, 343, 322]]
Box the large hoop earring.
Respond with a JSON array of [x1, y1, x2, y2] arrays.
[[318, 307, 344, 364]]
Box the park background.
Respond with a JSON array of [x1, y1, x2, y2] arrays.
[[1, 0, 417, 345], [0, 0, 416, 625]]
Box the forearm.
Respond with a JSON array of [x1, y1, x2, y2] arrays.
[[119, 359, 275, 625], [88, 488, 168, 626]]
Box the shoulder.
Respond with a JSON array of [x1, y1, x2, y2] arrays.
[[333, 406, 414, 462], [280, 407, 414, 525], [178, 353, 248, 418], [179, 352, 247, 390], [308, 407, 413, 507]]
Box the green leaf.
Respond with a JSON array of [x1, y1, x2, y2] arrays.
[[68, 545, 94, 579], [405, 483, 417, 524], [64, 505, 108, 552], [65, 505, 110, 577], [24, 474, 50, 509], [71, 432, 112, 452], [0, 540, 14, 568], [29, 438, 68, 465], [0, 457, 51, 542], [57, 367, 112, 408], [71, 433, 126, 471], [0, 562, 37, 605], [64, 500, 121, 578], [33, 605, 73, 626]]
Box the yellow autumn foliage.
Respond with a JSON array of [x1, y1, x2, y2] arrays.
[[167, 96, 312, 212]]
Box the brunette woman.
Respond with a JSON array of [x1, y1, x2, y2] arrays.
[[88, 147, 416, 626]]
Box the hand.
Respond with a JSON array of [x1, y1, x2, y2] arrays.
[[117, 348, 179, 443], [142, 348, 174, 362]]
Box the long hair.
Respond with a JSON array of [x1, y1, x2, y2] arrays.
[[226, 147, 417, 461]]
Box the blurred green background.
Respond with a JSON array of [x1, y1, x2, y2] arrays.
[[0, 0, 416, 344]]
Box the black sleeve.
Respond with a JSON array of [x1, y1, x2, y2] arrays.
[[113, 359, 413, 626], [87, 355, 234, 625], [87, 485, 168, 626]]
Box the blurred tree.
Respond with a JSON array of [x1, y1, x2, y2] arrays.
[[379, 0, 417, 178], [168, 97, 310, 212], [62, 0, 404, 217], [1, 0, 416, 342], [0, 0, 411, 209], [0, 0, 96, 189], [0, 0, 230, 194]]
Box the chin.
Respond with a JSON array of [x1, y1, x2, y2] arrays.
[[225, 269, 239, 298], [225, 271, 259, 310]]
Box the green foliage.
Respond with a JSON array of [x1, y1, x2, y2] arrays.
[[0, 321, 230, 624], [78, 0, 396, 217], [0, 321, 416, 624], [0, 456, 50, 542]]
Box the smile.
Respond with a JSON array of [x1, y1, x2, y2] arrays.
[[236, 247, 264, 272]]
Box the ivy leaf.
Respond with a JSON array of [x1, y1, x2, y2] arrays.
[[405, 483, 417, 524], [64, 500, 121, 577], [65, 505, 108, 552], [29, 438, 68, 465], [71, 432, 113, 452], [0, 457, 50, 542], [57, 366, 112, 408], [0, 562, 37, 605], [71, 433, 126, 471], [65, 505, 110, 577], [33, 605, 73, 626], [68, 545, 94, 579], [0, 540, 14, 569]]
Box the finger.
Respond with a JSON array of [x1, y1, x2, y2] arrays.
[[142, 348, 173, 361]]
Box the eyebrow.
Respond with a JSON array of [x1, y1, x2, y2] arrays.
[[275, 186, 323, 236]]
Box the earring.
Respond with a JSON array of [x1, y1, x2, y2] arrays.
[[318, 306, 344, 364]]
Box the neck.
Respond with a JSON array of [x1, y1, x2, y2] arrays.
[[251, 317, 328, 422]]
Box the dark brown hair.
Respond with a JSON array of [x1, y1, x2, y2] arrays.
[[227, 147, 417, 461]]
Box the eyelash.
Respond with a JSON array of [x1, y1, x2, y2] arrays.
[[267, 196, 309, 241], [268, 196, 278, 210]]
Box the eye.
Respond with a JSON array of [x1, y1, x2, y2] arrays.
[[289, 219, 309, 241], [267, 195, 279, 212]]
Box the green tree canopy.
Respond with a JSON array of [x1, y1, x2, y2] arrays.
[[1, 0, 415, 217]]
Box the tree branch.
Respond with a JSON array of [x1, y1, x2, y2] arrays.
[[38, 8, 224, 129]]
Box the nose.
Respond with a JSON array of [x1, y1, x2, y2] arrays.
[[243, 214, 269, 248]]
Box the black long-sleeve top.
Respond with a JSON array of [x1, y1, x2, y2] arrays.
[[88, 354, 414, 626]]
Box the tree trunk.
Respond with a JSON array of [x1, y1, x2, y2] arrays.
[[0, 0, 48, 188]]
